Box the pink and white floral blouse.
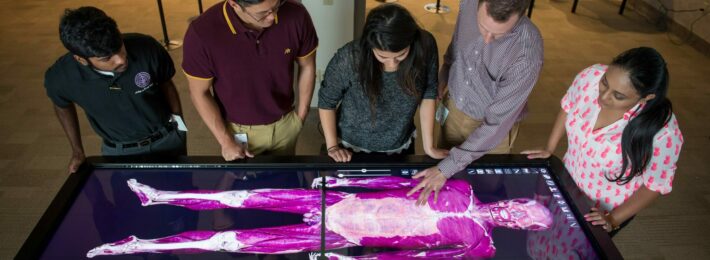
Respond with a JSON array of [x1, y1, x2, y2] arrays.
[[561, 64, 683, 212]]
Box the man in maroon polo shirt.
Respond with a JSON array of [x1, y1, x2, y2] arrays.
[[183, 0, 318, 160]]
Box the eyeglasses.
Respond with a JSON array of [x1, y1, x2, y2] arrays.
[[238, 0, 286, 22]]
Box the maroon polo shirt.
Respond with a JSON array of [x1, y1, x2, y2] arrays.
[[183, 0, 318, 125]]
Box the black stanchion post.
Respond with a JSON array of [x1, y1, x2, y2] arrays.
[[424, 0, 450, 14], [527, 0, 535, 18], [619, 0, 628, 15], [198, 0, 204, 14], [572, 0, 580, 13], [157, 0, 170, 48], [571, 0, 625, 15], [156, 0, 182, 50]]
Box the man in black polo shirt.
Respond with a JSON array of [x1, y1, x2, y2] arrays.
[[45, 6, 186, 173]]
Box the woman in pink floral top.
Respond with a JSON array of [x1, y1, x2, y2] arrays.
[[523, 47, 683, 235]]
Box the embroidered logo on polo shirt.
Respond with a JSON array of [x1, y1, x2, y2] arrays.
[[135, 72, 151, 88], [134, 72, 154, 94], [284, 48, 291, 55]]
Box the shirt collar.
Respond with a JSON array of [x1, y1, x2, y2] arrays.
[[75, 53, 130, 80], [624, 102, 644, 121], [471, 4, 523, 44], [223, 1, 238, 35], [76, 59, 108, 80], [494, 14, 525, 42], [93, 69, 115, 77], [506, 16, 524, 37]]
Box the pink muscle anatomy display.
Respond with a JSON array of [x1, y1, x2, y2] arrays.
[[87, 176, 553, 259]]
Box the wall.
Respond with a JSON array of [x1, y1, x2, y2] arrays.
[[631, 0, 710, 51], [301, 0, 356, 107]]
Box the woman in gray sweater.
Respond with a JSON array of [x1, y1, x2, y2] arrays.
[[318, 4, 448, 162]]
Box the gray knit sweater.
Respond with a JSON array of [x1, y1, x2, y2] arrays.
[[318, 33, 438, 151]]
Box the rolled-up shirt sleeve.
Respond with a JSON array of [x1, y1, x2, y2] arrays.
[[438, 59, 543, 177]]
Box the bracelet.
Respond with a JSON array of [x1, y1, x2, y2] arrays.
[[604, 212, 620, 231], [327, 145, 341, 152]]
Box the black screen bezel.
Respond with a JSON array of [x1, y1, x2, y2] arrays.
[[16, 155, 622, 259]]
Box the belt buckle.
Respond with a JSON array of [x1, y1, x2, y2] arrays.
[[138, 139, 151, 147]]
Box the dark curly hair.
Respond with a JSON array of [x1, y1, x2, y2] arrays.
[[59, 6, 122, 58]]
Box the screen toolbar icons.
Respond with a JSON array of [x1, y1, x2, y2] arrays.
[[465, 167, 547, 176]]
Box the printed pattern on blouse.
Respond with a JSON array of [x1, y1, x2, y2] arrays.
[[561, 64, 683, 212]]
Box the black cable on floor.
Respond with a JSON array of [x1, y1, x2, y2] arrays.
[[648, 0, 709, 46]]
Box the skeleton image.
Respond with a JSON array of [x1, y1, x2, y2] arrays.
[[87, 176, 553, 259]]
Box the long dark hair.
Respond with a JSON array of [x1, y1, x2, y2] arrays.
[[609, 47, 673, 184], [357, 4, 432, 116]]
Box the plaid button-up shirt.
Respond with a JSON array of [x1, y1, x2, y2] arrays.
[[438, 0, 544, 177]]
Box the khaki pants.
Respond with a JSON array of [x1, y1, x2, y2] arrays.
[[228, 110, 303, 156], [439, 97, 519, 154]]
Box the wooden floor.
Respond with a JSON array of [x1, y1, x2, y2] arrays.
[[0, 0, 708, 258]]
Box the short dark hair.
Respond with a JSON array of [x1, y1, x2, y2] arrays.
[[59, 6, 122, 58], [233, 0, 267, 7], [480, 0, 530, 22]]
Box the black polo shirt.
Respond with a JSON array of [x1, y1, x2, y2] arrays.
[[45, 33, 175, 142]]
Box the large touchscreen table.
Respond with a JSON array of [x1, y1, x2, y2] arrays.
[[17, 155, 621, 259]]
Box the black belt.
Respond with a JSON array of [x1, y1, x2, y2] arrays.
[[104, 123, 175, 149]]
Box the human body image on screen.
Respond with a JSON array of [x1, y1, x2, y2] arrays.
[[87, 176, 552, 259]]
